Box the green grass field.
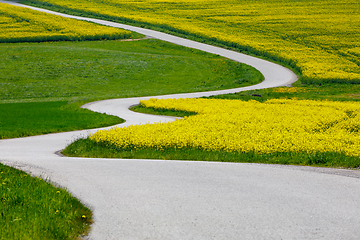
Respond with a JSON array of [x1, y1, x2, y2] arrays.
[[0, 164, 93, 239], [0, 101, 122, 139], [0, 39, 262, 139]]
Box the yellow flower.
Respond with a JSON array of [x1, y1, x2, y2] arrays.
[[0, 3, 131, 43], [90, 98, 360, 157]]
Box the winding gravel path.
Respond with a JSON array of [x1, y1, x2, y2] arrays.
[[1, 1, 360, 239]]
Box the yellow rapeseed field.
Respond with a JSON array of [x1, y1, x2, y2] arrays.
[[272, 87, 311, 94], [26, 0, 360, 83], [90, 98, 360, 157], [0, 3, 131, 43]]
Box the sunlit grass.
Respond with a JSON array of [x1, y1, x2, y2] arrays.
[[0, 39, 262, 139], [1, 39, 262, 103], [0, 101, 122, 139], [0, 164, 93, 239]]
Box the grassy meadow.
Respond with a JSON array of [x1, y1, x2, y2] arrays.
[[0, 39, 262, 139], [20, 0, 360, 83], [0, 164, 93, 239], [1, 40, 262, 103], [0, 101, 122, 139]]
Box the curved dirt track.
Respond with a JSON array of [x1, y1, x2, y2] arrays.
[[1, 1, 360, 239]]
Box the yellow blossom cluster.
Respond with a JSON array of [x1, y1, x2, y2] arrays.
[[28, 0, 360, 83], [272, 87, 311, 94], [0, 3, 131, 43], [90, 98, 360, 157]]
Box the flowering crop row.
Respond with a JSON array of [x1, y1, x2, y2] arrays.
[[25, 0, 360, 83], [272, 87, 312, 94], [0, 3, 131, 43], [90, 98, 360, 157]]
